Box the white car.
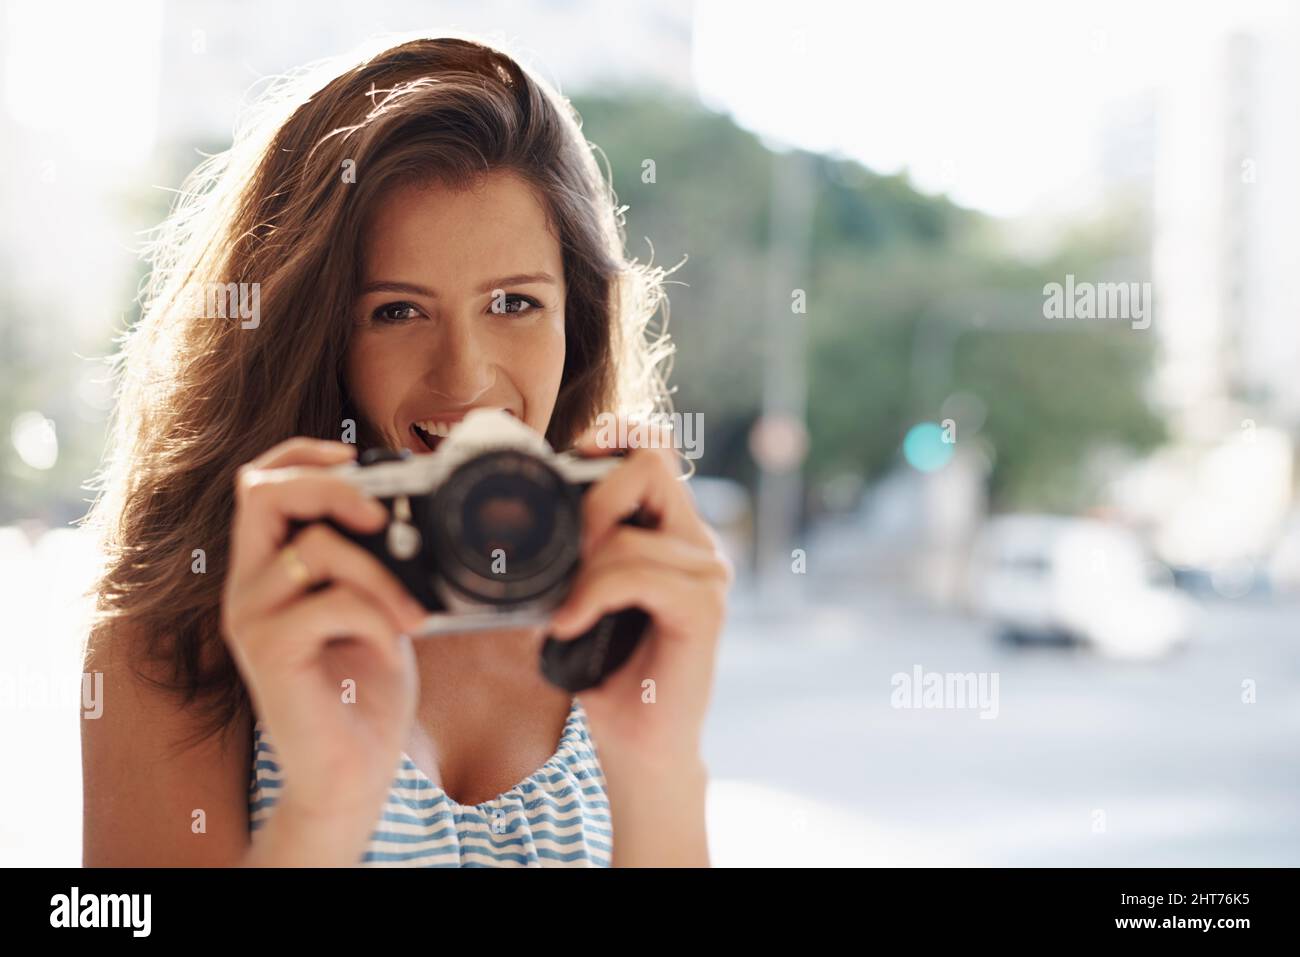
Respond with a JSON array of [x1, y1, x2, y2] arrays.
[[970, 514, 1193, 659]]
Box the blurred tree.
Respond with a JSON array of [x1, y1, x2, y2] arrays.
[[575, 93, 1165, 514]]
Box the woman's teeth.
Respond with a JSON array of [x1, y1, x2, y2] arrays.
[[410, 410, 518, 451], [411, 424, 439, 452], [414, 419, 454, 438]]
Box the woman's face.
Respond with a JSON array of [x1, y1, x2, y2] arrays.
[[345, 170, 567, 455]]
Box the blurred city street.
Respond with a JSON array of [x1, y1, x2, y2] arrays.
[[704, 580, 1300, 867]]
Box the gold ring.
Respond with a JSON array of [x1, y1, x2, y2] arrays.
[[280, 545, 312, 588]]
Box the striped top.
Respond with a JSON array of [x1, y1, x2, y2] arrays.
[[248, 697, 613, 866]]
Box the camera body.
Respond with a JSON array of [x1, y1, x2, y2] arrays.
[[320, 408, 649, 692]]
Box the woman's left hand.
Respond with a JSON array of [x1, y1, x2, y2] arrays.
[[548, 421, 733, 771]]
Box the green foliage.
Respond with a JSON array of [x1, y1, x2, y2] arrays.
[[574, 93, 1166, 512]]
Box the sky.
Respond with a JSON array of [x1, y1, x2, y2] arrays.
[[692, 0, 1297, 216], [3, 0, 164, 167], [5, 0, 1296, 214]]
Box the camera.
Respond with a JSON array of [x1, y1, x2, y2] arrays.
[[318, 408, 650, 692]]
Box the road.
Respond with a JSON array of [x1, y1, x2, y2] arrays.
[[702, 582, 1300, 866]]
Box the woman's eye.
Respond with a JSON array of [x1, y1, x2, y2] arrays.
[[371, 302, 422, 324], [492, 294, 541, 316]]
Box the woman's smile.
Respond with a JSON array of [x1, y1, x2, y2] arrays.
[[408, 407, 521, 454]]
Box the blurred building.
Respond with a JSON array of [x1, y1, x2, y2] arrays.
[[1153, 21, 1300, 438], [1130, 18, 1300, 569]]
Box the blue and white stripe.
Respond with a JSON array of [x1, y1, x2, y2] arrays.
[[248, 698, 613, 867]]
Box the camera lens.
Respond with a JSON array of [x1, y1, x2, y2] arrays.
[[427, 449, 581, 605]]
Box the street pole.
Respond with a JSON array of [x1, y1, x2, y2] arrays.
[[754, 149, 815, 609]]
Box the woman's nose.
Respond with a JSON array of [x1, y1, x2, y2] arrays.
[[422, 319, 494, 405]]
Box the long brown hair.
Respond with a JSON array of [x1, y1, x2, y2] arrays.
[[82, 33, 675, 748]]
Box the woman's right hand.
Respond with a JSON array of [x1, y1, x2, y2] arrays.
[[221, 437, 427, 865]]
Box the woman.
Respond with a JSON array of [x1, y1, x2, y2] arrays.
[[80, 34, 731, 867]]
